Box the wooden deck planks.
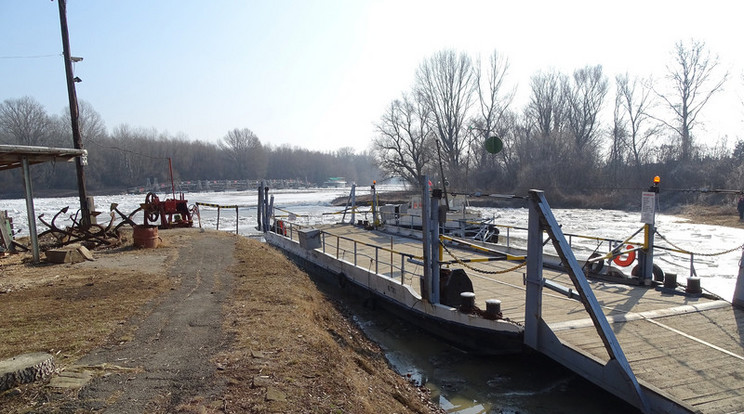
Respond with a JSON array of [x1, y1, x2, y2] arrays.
[[318, 226, 744, 413]]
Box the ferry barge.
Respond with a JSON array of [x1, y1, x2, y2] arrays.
[[257, 181, 744, 414]]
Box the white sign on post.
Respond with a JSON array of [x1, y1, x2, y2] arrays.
[[641, 192, 656, 224]]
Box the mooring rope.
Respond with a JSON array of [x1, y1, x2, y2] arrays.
[[440, 241, 527, 275]]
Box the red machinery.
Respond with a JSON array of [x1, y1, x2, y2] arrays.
[[141, 192, 194, 228]]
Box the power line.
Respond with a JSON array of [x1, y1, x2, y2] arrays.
[[86, 138, 170, 160], [0, 53, 61, 60]]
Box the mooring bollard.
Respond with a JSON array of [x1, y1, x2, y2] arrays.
[[663, 273, 677, 290], [686, 277, 702, 295], [485, 299, 502, 319], [460, 292, 475, 313]]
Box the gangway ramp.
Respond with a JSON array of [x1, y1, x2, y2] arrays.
[[312, 223, 744, 413]]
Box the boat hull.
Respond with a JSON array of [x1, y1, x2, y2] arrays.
[[265, 230, 524, 355]]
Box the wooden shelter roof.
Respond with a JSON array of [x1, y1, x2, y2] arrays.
[[0, 144, 86, 171]]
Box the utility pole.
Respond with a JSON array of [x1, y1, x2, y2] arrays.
[[57, 0, 91, 228]]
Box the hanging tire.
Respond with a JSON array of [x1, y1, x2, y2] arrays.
[[586, 253, 604, 273], [337, 272, 347, 289], [631, 264, 664, 281]]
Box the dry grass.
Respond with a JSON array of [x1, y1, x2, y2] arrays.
[[215, 237, 437, 414], [0, 247, 173, 363], [0, 238, 175, 413], [676, 204, 744, 228]]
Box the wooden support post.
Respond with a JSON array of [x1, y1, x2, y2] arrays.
[[57, 0, 90, 228], [21, 158, 40, 263], [0, 211, 12, 253]]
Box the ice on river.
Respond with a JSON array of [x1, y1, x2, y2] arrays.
[[2, 186, 742, 301]]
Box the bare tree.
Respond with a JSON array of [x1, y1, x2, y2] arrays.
[[372, 94, 433, 187], [470, 50, 515, 169], [415, 50, 475, 186], [654, 39, 728, 160], [565, 65, 608, 153], [220, 128, 267, 179], [608, 87, 629, 180], [0, 96, 53, 146], [615, 73, 660, 167], [525, 70, 568, 139], [65, 101, 107, 143]]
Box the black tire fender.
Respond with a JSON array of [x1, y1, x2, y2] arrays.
[[586, 252, 604, 273], [337, 272, 347, 289]]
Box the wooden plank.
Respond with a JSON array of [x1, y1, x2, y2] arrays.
[[0, 211, 12, 251], [321, 225, 744, 413]]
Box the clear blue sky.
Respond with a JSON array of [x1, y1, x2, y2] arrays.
[[1, 0, 741, 153]]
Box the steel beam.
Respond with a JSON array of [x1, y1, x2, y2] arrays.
[[526, 190, 650, 413]]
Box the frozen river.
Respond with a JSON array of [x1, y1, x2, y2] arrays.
[[3, 186, 742, 301]]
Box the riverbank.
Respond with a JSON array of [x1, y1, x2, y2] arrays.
[[0, 228, 441, 413]]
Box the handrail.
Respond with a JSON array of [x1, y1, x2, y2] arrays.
[[276, 220, 424, 287], [275, 206, 729, 283]]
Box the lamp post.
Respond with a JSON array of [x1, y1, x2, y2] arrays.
[[57, 0, 91, 228]]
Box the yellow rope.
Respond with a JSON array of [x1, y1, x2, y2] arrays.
[[440, 242, 527, 275]]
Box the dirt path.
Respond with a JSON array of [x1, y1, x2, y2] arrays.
[[75, 234, 235, 412], [1, 229, 440, 413]]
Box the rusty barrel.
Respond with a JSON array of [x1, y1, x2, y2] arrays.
[[133, 225, 159, 248]]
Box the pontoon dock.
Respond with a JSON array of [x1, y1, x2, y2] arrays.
[[263, 188, 744, 414]]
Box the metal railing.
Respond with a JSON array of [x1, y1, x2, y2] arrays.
[[275, 213, 734, 284], [275, 220, 424, 289], [490, 223, 717, 280]]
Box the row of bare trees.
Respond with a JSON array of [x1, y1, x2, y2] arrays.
[[0, 98, 378, 196], [372, 40, 738, 206]]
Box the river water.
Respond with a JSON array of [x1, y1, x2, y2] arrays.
[[3, 187, 743, 413]]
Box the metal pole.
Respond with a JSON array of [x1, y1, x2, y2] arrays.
[[21, 158, 40, 263], [524, 191, 544, 349], [350, 184, 356, 225], [371, 181, 378, 227], [421, 175, 432, 303], [435, 140, 450, 209], [57, 0, 90, 228], [268, 195, 274, 232], [257, 182, 263, 231], [390, 236, 394, 277], [430, 188, 441, 304], [639, 180, 659, 285], [263, 186, 270, 232], [734, 248, 744, 308], [168, 157, 175, 199]]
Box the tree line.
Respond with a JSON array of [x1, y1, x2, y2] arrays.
[[372, 39, 743, 208], [0, 99, 379, 197]]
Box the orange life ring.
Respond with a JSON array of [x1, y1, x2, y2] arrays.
[[613, 244, 636, 267]]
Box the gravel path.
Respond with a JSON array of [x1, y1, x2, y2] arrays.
[[75, 233, 235, 412]]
